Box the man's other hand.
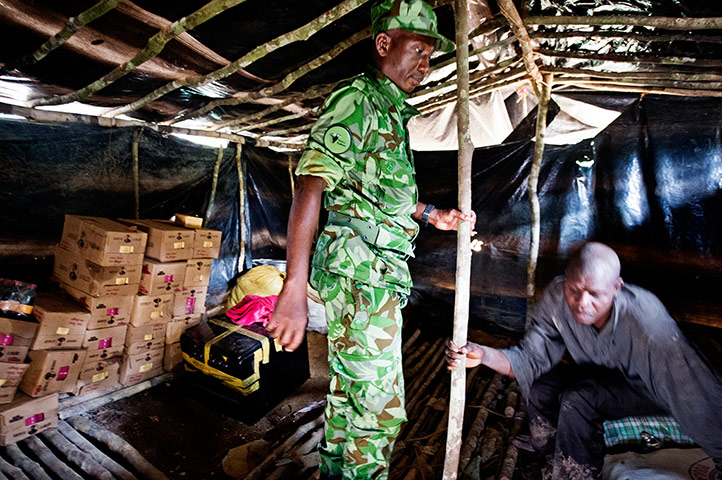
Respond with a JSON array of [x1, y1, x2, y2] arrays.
[[445, 338, 484, 369], [267, 287, 308, 352]]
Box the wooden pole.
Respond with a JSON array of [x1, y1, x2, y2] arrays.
[[236, 143, 247, 273], [131, 128, 143, 219], [497, 0, 544, 98], [443, 0, 472, 478], [526, 73, 553, 310], [204, 145, 224, 228]]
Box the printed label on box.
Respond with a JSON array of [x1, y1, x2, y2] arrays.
[[143, 334, 154, 341], [25, 413, 45, 427], [139, 363, 153, 373], [107, 308, 119, 316], [57, 367, 69, 381], [0, 335, 13, 346], [119, 246, 134, 253], [55, 327, 70, 335], [98, 338, 112, 349], [173, 242, 184, 249], [92, 372, 109, 382], [185, 298, 196, 314]]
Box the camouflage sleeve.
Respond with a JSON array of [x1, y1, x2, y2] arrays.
[[296, 85, 375, 191]]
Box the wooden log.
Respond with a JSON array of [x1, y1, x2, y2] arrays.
[[39, 429, 115, 480], [22, 436, 84, 480], [497, 403, 527, 480], [203, 145, 224, 228], [403, 339, 434, 380], [527, 73, 553, 307], [102, 0, 372, 118], [244, 413, 325, 480], [554, 77, 722, 91], [458, 374, 504, 471], [402, 328, 422, 355], [540, 67, 722, 83], [569, 82, 722, 97], [4, 444, 52, 480], [57, 420, 137, 480], [66, 416, 169, 480], [532, 30, 722, 44], [0, 455, 25, 480], [31, 0, 250, 107]]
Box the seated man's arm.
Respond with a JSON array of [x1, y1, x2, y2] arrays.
[[445, 340, 514, 377]]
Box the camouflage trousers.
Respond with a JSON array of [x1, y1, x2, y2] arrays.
[[312, 270, 407, 480]]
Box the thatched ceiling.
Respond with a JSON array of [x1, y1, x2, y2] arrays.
[[0, 0, 720, 150]]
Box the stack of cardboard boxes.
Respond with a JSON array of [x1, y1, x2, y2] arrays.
[[0, 213, 221, 446]]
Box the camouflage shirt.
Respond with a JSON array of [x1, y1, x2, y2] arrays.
[[296, 67, 420, 293]]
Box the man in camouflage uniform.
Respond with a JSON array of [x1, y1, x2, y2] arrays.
[[269, 1, 475, 478]]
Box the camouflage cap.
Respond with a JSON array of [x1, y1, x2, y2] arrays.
[[371, 0, 455, 53]]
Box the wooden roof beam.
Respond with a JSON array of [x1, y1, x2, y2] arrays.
[[31, 0, 250, 107], [496, 0, 544, 98], [101, 0, 372, 119]]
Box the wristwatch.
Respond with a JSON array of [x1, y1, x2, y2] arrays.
[[422, 204, 435, 226]]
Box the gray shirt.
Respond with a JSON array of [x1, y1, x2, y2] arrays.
[[503, 277, 722, 461]]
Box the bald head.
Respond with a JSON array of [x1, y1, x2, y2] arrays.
[[563, 242, 623, 329], [566, 242, 621, 286]]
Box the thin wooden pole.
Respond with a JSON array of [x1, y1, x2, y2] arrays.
[[204, 145, 224, 228], [497, 0, 544, 98], [131, 128, 143, 219], [527, 73, 553, 311], [236, 143, 247, 273], [443, 0, 472, 478]]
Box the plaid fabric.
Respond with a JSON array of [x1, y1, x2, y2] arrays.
[[604, 415, 696, 448]]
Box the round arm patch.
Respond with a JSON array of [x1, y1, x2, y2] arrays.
[[323, 124, 352, 154]]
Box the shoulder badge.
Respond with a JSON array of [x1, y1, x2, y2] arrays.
[[324, 124, 352, 154]]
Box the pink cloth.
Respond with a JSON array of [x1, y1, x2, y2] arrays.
[[225, 295, 278, 326]]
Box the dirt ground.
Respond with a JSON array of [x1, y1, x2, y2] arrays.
[[85, 331, 331, 480]]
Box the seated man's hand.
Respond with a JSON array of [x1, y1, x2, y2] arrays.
[[267, 286, 308, 352], [445, 338, 484, 370]]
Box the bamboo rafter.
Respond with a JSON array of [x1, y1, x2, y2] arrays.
[[241, 109, 315, 132], [30, 0, 250, 107], [524, 15, 722, 30], [0, 103, 305, 150], [169, 26, 371, 125], [497, 0, 544, 98], [214, 83, 336, 131], [414, 56, 522, 100], [101, 0, 372, 118], [538, 48, 722, 68], [3, 0, 126, 73], [541, 67, 722, 82]]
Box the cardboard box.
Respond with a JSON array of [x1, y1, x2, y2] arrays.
[[130, 294, 173, 327], [138, 260, 185, 296], [164, 342, 183, 371], [74, 359, 120, 396], [125, 323, 166, 355], [60, 215, 147, 266], [0, 393, 58, 446], [53, 247, 141, 297], [119, 349, 163, 386], [191, 229, 222, 259], [0, 346, 29, 364], [0, 362, 29, 388], [184, 259, 212, 287], [20, 349, 86, 397], [173, 214, 203, 228], [83, 325, 127, 361], [0, 316, 38, 348], [59, 284, 132, 329], [31, 293, 90, 350], [118, 219, 194, 262], [172, 286, 207, 317], [0, 386, 18, 405], [166, 314, 202, 344]]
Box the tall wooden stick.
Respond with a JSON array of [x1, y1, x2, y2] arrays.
[[131, 128, 143, 219], [204, 145, 224, 228], [236, 143, 247, 273], [497, 0, 544, 98], [443, 0, 472, 478], [526, 73, 553, 309]]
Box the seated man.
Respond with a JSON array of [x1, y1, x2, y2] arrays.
[[445, 242, 722, 479]]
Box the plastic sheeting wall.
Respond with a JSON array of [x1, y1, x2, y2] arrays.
[[1, 94, 721, 331]]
